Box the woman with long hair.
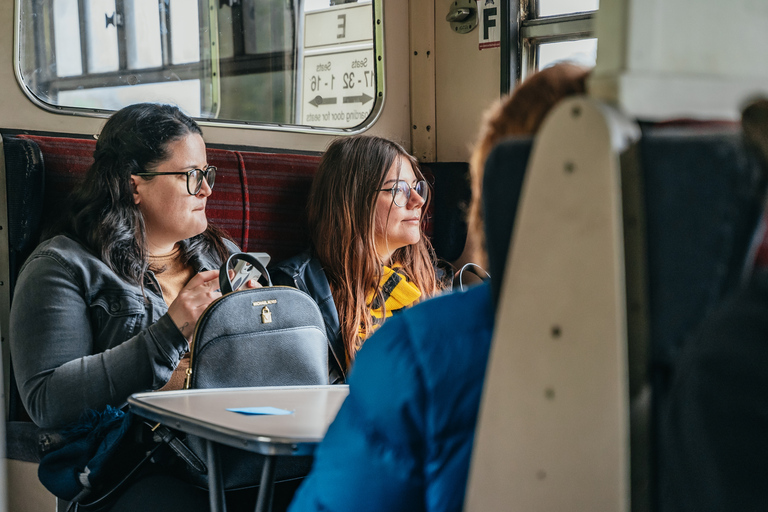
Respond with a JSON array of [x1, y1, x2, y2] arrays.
[[271, 135, 442, 382], [9, 103, 262, 511], [287, 63, 592, 512]]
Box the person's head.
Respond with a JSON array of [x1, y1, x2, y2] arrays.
[[466, 62, 590, 266], [307, 135, 439, 363], [68, 103, 230, 283]]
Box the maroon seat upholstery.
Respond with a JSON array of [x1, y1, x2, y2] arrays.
[[18, 135, 321, 262]]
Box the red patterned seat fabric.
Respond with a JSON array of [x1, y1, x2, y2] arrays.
[[18, 135, 322, 262]]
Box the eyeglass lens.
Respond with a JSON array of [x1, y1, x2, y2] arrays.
[[394, 180, 428, 207], [188, 167, 216, 194]]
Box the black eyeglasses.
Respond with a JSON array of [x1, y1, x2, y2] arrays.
[[133, 166, 217, 195], [377, 179, 428, 207]]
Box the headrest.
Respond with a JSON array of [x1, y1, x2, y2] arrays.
[[640, 127, 766, 374], [482, 136, 533, 306], [3, 135, 45, 256]]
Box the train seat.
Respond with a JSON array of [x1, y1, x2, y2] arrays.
[[1, 132, 471, 469], [468, 97, 766, 511]]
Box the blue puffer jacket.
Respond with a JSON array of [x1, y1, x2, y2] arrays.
[[289, 282, 494, 512]]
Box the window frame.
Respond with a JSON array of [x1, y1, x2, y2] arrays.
[[502, 0, 596, 92], [13, 0, 386, 135]]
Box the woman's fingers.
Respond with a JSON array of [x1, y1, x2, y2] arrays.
[[168, 270, 221, 341]]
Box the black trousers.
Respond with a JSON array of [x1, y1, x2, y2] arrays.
[[77, 469, 303, 512]]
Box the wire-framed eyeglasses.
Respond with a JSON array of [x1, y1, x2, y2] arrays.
[[377, 179, 428, 207], [133, 166, 217, 195]]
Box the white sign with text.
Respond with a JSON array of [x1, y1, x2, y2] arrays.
[[301, 49, 375, 128], [298, 2, 375, 128]]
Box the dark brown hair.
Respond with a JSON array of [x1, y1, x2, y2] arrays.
[[307, 135, 440, 364], [65, 103, 232, 285]]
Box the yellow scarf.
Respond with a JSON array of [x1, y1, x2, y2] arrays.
[[359, 265, 422, 340]]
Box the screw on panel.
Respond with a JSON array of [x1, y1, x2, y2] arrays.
[[414, 51, 418, 56], [564, 162, 575, 173], [413, 125, 417, 130], [545, 388, 555, 400], [551, 325, 561, 338], [426, 125, 431, 132], [426, 51, 431, 56], [571, 105, 581, 118]]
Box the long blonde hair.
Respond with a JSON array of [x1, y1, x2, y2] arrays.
[[307, 136, 440, 364]]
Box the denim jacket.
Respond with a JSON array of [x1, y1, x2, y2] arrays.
[[9, 234, 236, 429]]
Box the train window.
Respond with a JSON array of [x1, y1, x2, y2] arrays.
[[536, 0, 598, 18], [517, 0, 597, 79], [16, 0, 383, 131], [538, 38, 597, 70]]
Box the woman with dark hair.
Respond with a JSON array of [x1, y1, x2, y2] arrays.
[[8, 103, 278, 510], [10, 103, 238, 431], [271, 135, 443, 382]]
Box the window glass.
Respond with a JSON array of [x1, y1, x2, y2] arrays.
[[17, 0, 380, 131], [125, 0, 162, 69], [53, 0, 83, 77], [84, 0, 120, 73], [537, 0, 599, 17], [169, 0, 200, 65], [538, 38, 597, 70], [59, 80, 202, 116]]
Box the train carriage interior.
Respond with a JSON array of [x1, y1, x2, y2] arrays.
[[1, 0, 768, 510]]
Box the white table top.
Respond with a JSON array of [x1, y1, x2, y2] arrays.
[[128, 385, 349, 456]]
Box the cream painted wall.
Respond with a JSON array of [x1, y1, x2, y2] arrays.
[[434, 1, 500, 162]]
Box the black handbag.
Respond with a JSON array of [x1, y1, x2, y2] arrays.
[[181, 252, 329, 489]]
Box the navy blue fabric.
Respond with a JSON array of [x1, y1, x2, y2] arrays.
[[37, 406, 136, 501], [639, 128, 766, 509], [640, 128, 765, 389], [659, 269, 768, 512], [481, 136, 532, 306], [422, 162, 472, 262], [288, 283, 494, 512]]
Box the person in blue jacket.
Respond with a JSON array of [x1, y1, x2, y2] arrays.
[[289, 281, 494, 512], [287, 62, 591, 512]]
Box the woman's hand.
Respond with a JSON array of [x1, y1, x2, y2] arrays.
[[227, 268, 263, 289], [167, 270, 222, 341]]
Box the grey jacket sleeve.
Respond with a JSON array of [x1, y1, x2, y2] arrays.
[[9, 254, 188, 429]]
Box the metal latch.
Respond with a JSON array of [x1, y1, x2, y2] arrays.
[[446, 0, 477, 34]]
